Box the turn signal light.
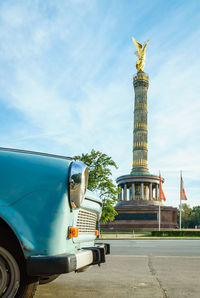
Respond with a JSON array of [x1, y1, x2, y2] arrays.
[[71, 202, 76, 209], [69, 227, 79, 238], [95, 230, 99, 237]]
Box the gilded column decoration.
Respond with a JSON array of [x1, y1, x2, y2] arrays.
[[132, 37, 149, 72]]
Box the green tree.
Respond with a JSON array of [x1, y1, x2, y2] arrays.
[[178, 203, 196, 228], [73, 149, 119, 223], [191, 206, 200, 228]]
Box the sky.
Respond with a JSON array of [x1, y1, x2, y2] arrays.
[[0, 0, 199, 208]]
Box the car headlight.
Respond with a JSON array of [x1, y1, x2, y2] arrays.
[[68, 161, 89, 208]]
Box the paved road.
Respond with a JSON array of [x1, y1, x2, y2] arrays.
[[35, 240, 200, 298], [110, 239, 200, 256]]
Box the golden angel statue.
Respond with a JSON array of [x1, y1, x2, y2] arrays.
[[132, 37, 149, 71]]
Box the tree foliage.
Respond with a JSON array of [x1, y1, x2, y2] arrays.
[[178, 203, 200, 228], [73, 149, 119, 223]]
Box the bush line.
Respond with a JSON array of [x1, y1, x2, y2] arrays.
[[152, 230, 200, 237]]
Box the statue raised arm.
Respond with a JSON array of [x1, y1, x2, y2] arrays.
[[132, 37, 149, 72]]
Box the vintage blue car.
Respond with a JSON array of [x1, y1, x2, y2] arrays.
[[0, 148, 109, 297]]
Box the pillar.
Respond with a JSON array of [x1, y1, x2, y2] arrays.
[[155, 183, 159, 200], [149, 182, 152, 200], [129, 187, 132, 201], [140, 182, 144, 200], [123, 184, 127, 201], [131, 183, 135, 200], [145, 184, 149, 200]]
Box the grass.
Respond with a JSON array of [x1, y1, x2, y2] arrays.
[[98, 230, 200, 239]]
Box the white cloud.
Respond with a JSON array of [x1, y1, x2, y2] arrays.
[[0, 0, 199, 207]]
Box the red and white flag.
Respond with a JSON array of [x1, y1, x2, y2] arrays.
[[180, 172, 188, 200], [159, 172, 166, 201]]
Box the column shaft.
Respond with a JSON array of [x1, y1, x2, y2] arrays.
[[129, 187, 132, 201], [131, 72, 149, 175], [123, 184, 127, 201], [131, 183, 135, 200], [155, 184, 159, 200], [140, 183, 144, 200], [149, 182, 152, 200]]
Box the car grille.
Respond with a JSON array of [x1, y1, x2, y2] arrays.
[[76, 209, 97, 234]]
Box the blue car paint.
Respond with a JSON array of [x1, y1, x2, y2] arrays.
[[0, 150, 101, 258]]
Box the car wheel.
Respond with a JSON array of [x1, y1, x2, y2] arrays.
[[0, 228, 38, 297], [0, 246, 20, 297]]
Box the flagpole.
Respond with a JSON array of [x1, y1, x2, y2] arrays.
[[159, 172, 161, 231], [180, 171, 182, 231]]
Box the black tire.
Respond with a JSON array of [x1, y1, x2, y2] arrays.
[[17, 281, 38, 298], [0, 227, 38, 297]]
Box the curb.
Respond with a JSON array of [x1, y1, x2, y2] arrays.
[[98, 237, 200, 240]]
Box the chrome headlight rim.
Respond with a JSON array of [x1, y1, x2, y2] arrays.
[[68, 161, 88, 209]]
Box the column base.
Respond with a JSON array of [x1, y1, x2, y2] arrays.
[[131, 166, 150, 175]]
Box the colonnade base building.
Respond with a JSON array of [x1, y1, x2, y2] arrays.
[[104, 71, 177, 229]]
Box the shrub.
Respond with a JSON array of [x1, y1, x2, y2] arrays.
[[151, 230, 200, 237]]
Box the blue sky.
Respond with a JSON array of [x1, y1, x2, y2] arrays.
[[0, 0, 200, 208]]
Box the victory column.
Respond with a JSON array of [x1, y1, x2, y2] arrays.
[[110, 38, 178, 228]]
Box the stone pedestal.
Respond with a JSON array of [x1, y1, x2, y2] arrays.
[[103, 200, 178, 229]]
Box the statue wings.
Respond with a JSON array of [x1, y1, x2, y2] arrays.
[[132, 37, 149, 59], [132, 37, 143, 58]]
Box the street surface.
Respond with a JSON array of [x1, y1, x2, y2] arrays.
[[35, 240, 200, 298]]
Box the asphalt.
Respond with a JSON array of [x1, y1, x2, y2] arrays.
[[35, 240, 200, 298]]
